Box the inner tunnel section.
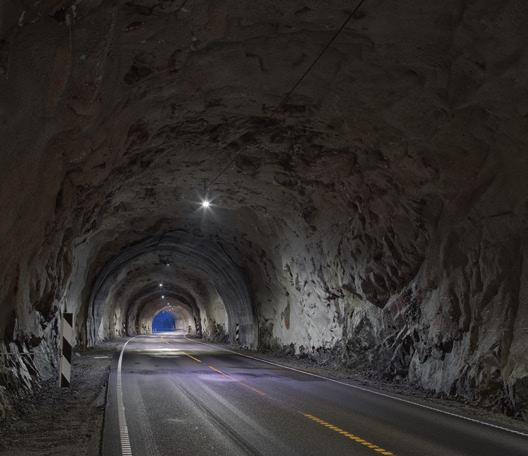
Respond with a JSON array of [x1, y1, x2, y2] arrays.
[[85, 232, 254, 347], [152, 310, 176, 333]]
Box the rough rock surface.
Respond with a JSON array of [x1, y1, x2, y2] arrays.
[[0, 344, 113, 455], [0, 0, 528, 420]]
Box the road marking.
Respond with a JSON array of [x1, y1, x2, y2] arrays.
[[207, 365, 267, 396], [208, 365, 225, 376], [182, 351, 202, 363], [117, 337, 137, 456], [205, 357, 383, 456], [185, 337, 528, 439], [205, 360, 387, 453], [304, 413, 395, 455]]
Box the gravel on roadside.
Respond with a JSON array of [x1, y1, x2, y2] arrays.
[[0, 341, 121, 456]]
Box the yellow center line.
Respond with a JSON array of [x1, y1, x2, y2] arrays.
[[182, 351, 202, 363], [181, 340, 393, 454], [207, 365, 267, 397], [303, 413, 395, 456]]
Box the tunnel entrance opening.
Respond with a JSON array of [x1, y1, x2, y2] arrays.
[[152, 310, 177, 333]]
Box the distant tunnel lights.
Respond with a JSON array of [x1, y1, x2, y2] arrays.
[[201, 199, 211, 209]]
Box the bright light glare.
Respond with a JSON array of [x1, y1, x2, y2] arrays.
[[201, 199, 211, 209], [159, 283, 163, 287], [161, 295, 165, 299]]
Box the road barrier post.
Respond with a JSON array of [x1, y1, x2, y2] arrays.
[[60, 313, 74, 387]]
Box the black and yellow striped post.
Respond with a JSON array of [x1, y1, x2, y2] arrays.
[[235, 323, 240, 344], [60, 313, 74, 387]]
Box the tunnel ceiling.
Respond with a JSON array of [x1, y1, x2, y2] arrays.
[[1, 0, 528, 418]]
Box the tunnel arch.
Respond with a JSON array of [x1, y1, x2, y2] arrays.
[[148, 305, 195, 334], [2, 0, 528, 421], [86, 231, 256, 347], [126, 284, 203, 336], [151, 309, 177, 333]]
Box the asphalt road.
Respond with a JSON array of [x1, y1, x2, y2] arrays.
[[102, 334, 528, 456]]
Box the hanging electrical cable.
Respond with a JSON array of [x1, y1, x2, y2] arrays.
[[278, 0, 367, 108], [199, 0, 367, 204], [200, 147, 247, 208]]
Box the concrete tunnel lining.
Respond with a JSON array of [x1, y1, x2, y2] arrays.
[[126, 286, 203, 335], [87, 232, 256, 347], [146, 305, 194, 333]]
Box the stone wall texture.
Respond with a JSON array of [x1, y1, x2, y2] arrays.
[[0, 0, 527, 419]]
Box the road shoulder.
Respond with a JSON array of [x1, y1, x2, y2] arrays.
[[0, 340, 121, 456]]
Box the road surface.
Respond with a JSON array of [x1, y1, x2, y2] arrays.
[[101, 334, 528, 456]]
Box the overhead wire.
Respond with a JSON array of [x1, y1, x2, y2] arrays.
[[277, 0, 367, 108], [202, 0, 368, 194], [205, 149, 245, 193]]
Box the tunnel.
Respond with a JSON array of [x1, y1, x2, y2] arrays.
[[151, 310, 176, 333], [85, 232, 250, 345], [1, 1, 528, 455]]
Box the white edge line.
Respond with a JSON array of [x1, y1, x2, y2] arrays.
[[185, 336, 528, 439], [117, 337, 138, 456]]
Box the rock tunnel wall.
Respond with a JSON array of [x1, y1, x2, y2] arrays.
[[0, 0, 527, 420]]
